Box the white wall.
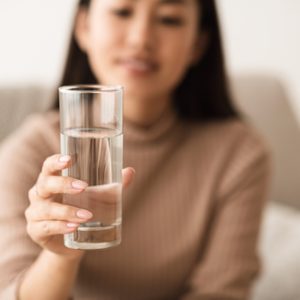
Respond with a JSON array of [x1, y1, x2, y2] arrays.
[[0, 0, 300, 117], [217, 0, 300, 119], [0, 0, 77, 86]]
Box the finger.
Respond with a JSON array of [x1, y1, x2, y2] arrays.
[[41, 154, 72, 176], [122, 167, 135, 189], [27, 220, 81, 241], [25, 201, 93, 223], [34, 176, 88, 199]]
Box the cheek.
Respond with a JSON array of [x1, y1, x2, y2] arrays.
[[161, 34, 195, 81], [160, 12, 199, 75], [87, 14, 122, 56], [86, 24, 124, 84], [89, 30, 116, 54]]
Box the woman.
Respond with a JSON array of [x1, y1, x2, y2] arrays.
[[0, 0, 271, 299]]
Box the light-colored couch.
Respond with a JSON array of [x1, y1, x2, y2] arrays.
[[231, 75, 300, 300], [0, 75, 300, 299]]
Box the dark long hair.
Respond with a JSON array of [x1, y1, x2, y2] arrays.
[[55, 0, 238, 121]]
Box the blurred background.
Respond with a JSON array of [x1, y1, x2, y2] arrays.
[[0, 0, 300, 117], [0, 1, 300, 299]]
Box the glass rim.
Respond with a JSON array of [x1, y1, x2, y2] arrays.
[[59, 84, 123, 94]]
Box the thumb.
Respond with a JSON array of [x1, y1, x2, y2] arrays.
[[122, 167, 135, 189]]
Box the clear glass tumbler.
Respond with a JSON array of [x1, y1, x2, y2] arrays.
[[59, 85, 123, 250]]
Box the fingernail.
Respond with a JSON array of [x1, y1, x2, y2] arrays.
[[77, 209, 93, 219], [59, 155, 71, 163], [71, 180, 88, 190], [129, 167, 136, 175], [67, 223, 79, 228]]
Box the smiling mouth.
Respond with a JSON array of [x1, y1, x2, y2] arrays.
[[118, 58, 158, 74]]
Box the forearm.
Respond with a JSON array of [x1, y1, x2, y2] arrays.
[[19, 249, 82, 300]]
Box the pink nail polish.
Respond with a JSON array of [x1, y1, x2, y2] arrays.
[[77, 209, 93, 219], [59, 155, 71, 163], [72, 180, 88, 190], [67, 223, 79, 228]]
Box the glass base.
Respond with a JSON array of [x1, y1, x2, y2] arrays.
[[65, 239, 121, 250], [64, 223, 121, 250]]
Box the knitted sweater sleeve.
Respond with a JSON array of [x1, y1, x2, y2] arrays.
[[0, 113, 59, 299], [180, 128, 272, 300]]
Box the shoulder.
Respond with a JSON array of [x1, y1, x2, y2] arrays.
[[181, 118, 272, 189], [180, 118, 272, 206], [184, 118, 270, 160], [18, 110, 59, 135], [0, 110, 60, 188], [0, 110, 60, 158], [191, 119, 272, 196]]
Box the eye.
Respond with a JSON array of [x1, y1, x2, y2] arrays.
[[111, 8, 132, 18], [159, 16, 184, 26]]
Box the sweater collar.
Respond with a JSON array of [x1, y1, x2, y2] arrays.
[[124, 108, 179, 144]]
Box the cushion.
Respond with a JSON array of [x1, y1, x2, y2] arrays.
[[252, 202, 300, 300], [231, 74, 300, 209]]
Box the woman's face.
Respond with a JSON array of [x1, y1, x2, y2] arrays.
[[76, 0, 202, 101]]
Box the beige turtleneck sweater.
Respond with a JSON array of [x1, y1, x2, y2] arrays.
[[0, 110, 270, 300]]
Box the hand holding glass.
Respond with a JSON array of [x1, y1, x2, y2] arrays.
[[59, 85, 123, 250]]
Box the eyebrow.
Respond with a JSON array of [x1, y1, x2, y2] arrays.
[[129, 0, 187, 5], [159, 0, 186, 4]]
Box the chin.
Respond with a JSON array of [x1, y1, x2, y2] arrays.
[[123, 90, 152, 100], [99, 76, 162, 99]]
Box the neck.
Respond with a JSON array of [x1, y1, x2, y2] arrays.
[[124, 95, 172, 127]]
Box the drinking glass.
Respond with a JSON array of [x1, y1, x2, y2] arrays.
[[59, 85, 123, 250]]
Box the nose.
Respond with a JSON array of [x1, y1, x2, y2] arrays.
[[126, 15, 155, 52]]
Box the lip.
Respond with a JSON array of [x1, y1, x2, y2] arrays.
[[117, 57, 158, 75]]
